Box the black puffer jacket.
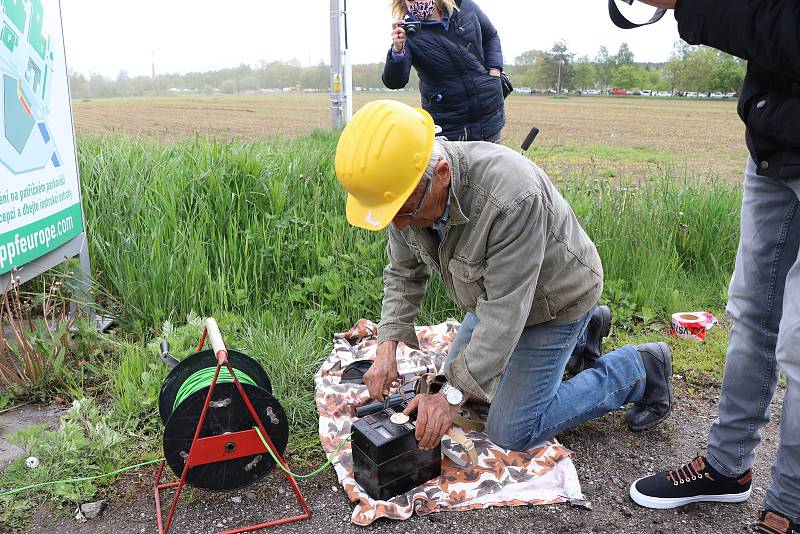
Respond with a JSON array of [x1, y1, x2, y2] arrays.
[[675, 0, 800, 179], [382, 0, 505, 142]]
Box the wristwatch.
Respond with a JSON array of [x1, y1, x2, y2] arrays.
[[440, 382, 464, 406]]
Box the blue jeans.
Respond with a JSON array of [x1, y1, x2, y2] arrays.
[[444, 308, 646, 450], [706, 158, 800, 519]]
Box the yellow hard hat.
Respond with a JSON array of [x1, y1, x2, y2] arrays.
[[335, 99, 435, 231]]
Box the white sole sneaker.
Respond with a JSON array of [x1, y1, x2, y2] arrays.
[[629, 478, 752, 509]]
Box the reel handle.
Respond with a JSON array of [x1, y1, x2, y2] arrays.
[[160, 340, 179, 368], [204, 317, 228, 362]]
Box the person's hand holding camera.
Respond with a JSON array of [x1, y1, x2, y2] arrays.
[[391, 19, 408, 54]]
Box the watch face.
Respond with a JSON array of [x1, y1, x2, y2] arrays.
[[444, 384, 463, 405]]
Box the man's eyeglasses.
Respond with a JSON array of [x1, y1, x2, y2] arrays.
[[394, 176, 432, 219]]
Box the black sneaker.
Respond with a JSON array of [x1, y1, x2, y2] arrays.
[[754, 510, 798, 534], [630, 456, 752, 509]]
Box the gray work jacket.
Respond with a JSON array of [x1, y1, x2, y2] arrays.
[[377, 140, 603, 401]]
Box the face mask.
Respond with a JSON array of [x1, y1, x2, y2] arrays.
[[407, 0, 436, 21]]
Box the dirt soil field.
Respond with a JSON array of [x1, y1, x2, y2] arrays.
[[71, 93, 748, 182], [26, 379, 783, 534]]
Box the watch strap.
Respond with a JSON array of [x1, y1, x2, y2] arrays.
[[444, 427, 478, 468]]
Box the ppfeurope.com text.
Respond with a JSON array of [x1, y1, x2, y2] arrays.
[[0, 214, 75, 269]]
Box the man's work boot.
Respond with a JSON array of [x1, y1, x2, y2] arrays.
[[565, 305, 611, 375], [625, 342, 673, 431]]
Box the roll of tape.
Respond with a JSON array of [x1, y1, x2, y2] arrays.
[[670, 312, 718, 342]]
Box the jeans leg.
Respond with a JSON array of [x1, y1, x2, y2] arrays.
[[448, 306, 593, 371], [571, 304, 595, 359], [707, 159, 800, 480], [485, 313, 646, 451], [765, 179, 800, 519]]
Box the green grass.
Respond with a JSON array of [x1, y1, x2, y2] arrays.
[[79, 132, 739, 330], [78, 128, 740, 404], [531, 142, 675, 165], [0, 131, 742, 531]]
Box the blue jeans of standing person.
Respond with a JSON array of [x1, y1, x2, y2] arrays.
[[443, 307, 646, 451], [705, 158, 800, 519]]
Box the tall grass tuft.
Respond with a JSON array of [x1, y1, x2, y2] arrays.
[[561, 174, 741, 316], [79, 133, 741, 334]]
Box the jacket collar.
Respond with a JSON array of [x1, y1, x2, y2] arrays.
[[437, 139, 469, 227]]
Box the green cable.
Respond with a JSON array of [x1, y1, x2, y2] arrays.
[[176, 366, 350, 478], [0, 458, 165, 497], [254, 426, 351, 479], [0, 431, 351, 496], [173, 366, 258, 410], [1, 368, 346, 498]]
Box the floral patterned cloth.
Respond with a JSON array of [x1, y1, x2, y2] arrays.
[[315, 319, 584, 525]]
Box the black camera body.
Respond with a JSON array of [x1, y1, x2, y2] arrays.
[[400, 20, 421, 37]]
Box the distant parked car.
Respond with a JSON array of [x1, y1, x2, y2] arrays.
[[686, 91, 698, 98], [611, 88, 626, 95], [657, 91, 672, 97], [640, 90, 652, 96]]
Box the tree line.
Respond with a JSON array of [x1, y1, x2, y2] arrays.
[[509, 41, 745, 94], [69, 41, 745, 100]]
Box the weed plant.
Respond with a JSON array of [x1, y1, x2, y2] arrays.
[[0, 132, 743, 531], [79, 132, 740, 333]]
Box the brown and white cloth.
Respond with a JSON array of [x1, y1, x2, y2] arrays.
[[315, 319, 584, 525]]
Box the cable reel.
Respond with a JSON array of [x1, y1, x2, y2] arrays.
[[157, 339, 289, 492]]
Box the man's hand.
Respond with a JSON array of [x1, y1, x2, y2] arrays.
[[488, 68, 501, 77], [364, 341, 399, 402], [403, 393, 458, 450], [637, 0, 675, 8]]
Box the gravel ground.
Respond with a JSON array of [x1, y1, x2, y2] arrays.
[[26, 379, 783, 534]]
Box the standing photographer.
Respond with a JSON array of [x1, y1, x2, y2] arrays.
[[382, 0, 506, 142], [625, 2, 800, 532]]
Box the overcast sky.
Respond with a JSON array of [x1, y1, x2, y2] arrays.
[[60, 0, 682, 78]]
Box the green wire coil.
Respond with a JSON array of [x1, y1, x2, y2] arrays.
[[173, 366, 258, 410], [0, 361, 353, 498], [171, 365, 352, 479]]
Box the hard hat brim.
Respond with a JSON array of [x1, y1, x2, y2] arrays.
[[345, 190, 411, 231]]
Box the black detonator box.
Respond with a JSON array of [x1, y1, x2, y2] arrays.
[[352, 397, 441, 501]]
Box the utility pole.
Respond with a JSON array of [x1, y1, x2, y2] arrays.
[[329, 0, 352, 130], [557, 60, 563, 95]]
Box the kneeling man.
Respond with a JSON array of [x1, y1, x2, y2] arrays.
[[335, 99, 672, 451]]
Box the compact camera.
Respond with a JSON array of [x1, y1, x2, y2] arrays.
[[400, 20, 421, 37]]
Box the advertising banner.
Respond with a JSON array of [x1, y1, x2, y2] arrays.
[[0, 0, 83, 275]]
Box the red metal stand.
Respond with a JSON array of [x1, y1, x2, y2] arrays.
[[153, 325, 311, 534]]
